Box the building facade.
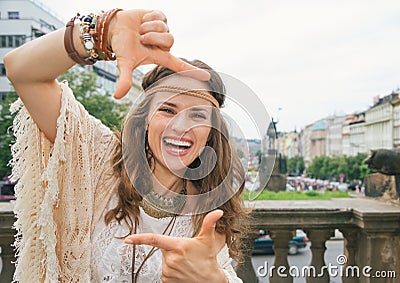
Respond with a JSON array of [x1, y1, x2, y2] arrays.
[[294, 92, 399, 166], [276, 131, 300, 159], [310, 119, 326, 161], [342, 115, 355, 156], [364, 92, 397, 150], [0, 0, 142, 101], [391, 98, 400, 148], [0, 0, 64, 98], [349, 112, 366, 156], [299, 124, 312, 167], [325, 115, 345, 156]]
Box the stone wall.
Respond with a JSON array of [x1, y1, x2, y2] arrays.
[[364, 173, 399, 201]]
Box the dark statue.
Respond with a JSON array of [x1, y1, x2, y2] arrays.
[[364, 148, 400, 198]]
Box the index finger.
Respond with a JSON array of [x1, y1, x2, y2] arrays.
[[153, 50, 211, 81], [124, 233, 178, 251]]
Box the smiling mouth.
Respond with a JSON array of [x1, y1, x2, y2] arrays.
[[163, 138, 193, 153]]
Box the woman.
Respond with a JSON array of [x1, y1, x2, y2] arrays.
[[4, 8, 248, 283]]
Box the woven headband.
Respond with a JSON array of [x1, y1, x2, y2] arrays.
[[145, 85, 220, 108]]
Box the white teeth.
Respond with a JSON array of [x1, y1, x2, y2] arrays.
[[163, 138, 192, 148], [169, 147, 186, 153]]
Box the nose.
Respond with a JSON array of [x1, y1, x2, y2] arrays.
[[170, 112, 189, 134]]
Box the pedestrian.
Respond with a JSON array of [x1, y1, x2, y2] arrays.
[[4, 8, 248, 282]]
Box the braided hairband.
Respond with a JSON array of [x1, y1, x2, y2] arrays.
[[145, 85, 220, 108]]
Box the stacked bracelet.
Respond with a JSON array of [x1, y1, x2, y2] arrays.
[[64, 15, 95, 65], [79, 13, 104, 61], [95, 8, 123, 61], [64, 9, 122, 65]]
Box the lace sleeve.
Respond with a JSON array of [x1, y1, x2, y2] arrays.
[[10, 82, 116, 282], [217, 245, 243, 283]]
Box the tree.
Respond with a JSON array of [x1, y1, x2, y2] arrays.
[[306, 156, 325, 179], [287, 156, 305, 176], [306, 153, 371, 181], [58, 67, 128, 129], [0, 91, 18, 178]]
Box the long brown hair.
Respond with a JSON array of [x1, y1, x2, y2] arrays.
[[105, 59, 250, 262]]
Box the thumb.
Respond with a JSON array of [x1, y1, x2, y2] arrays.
[[113, 60, 136, 99], [197, 209, 224, 240]]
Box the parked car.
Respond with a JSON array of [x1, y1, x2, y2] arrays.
[[0, 182, 16, 202], [253, 230, 308, 255]]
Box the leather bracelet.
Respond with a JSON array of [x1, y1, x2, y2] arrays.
[[97, 8, 122, 60], [64, 16, 95, 65]]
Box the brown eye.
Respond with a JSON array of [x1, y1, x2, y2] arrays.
[[190, 112, 207, 120], [159, 107, 174, 114]]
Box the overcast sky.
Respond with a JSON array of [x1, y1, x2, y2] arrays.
[[38, 0, 400, 137]]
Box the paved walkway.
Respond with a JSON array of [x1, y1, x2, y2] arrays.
[[247, 195, 400, 213], [0, 201, 13, 213]]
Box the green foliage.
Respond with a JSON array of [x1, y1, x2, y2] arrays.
[[58, 67, 128, 129], [304, 190, 319, 197], [286, 156, 305, 175], [0, 91, 18, 178], [242, 190, 349, 200], [306, 153, 371, 181]]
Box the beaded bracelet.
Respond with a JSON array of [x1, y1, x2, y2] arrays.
[[64, 9, 122, 65], [79, 13, 103, 61]]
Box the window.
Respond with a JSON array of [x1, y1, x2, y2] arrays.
[[0, 36, 6, 47], [14, 35, 24, 46], [0, 64, 6, 76], [0, 35, 25, 48], [8, 11, 20, 19], [7, 35, 13, 47]]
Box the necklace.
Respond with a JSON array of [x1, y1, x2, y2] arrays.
[[140, 179, 187, 219], [131, 216, 177, 283]]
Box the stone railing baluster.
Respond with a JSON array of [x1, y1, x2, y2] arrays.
[[236, 229, 259, 283], [305, 229, 334, 283], [0, 211, 15, 283], [269, 229, 294, 283], [340, 228, 360, 283]]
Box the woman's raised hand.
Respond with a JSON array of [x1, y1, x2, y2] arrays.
[[109, 10, 210, 99], [124, 210, 228, 282]]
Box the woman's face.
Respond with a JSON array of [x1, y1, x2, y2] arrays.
[[147, 80, 213, 175]]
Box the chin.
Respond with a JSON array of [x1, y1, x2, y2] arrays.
[[165, 159, 192, 172]]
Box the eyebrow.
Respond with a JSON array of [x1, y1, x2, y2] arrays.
[[157, 102, 211, 113], [157, 101, 177, 108], [190, 107, 211, 113]]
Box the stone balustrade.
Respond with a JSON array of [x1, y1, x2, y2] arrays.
[[0, 198, 399, 283], [0, 202, 15, 283], [237, 198, 400, 283]]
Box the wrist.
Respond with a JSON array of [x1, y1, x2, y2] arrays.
[[73, 23, 88, 58], [106, 12, 119, 52]]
